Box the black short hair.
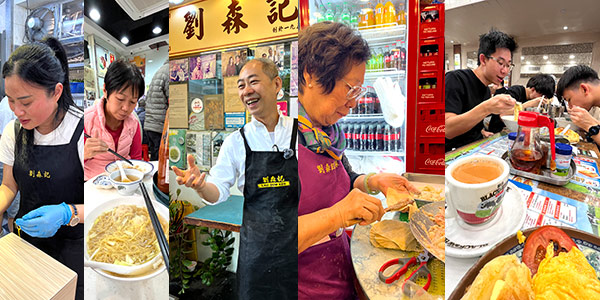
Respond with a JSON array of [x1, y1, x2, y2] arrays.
[[477, 29, 518, 66], [556, 65, 600, 98], [104, 59, 145, 100], [299, 22, 371, 95], [526, 74, 555, 98]]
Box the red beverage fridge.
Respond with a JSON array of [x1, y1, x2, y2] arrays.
[[300, 0, 445, 175]]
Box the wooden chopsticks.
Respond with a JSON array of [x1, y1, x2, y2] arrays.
[[139, 182, 170, 270], [84, 133, 134, 165]]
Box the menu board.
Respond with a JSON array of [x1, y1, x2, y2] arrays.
[[169, 83, 189, 129]]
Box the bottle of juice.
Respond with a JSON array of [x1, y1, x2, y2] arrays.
[[377, 48, 384, 69], [397, 3, 406, 25], [375, 0, 384, 28], [383, 1, 396, 27], [359, 4, 375, 30]]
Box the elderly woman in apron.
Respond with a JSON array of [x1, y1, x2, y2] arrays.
[[297, 22, 419, 299]]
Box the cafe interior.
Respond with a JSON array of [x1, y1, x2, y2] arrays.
[[444, 1, 600, 299]]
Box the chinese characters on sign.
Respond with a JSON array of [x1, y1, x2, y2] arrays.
[[222, 0, 248, 34], [258, 175, 290, 188], [184, 8, 204, 40], [266, 0, 298, 23]]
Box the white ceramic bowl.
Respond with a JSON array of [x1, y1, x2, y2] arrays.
[[108, 169, 144, 196], [105, 160, 154, 177], [500, 115, 519, 132], [84, 196, 168, 282]]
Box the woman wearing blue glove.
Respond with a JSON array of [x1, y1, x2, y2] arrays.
[[0, 37, 84, 299]]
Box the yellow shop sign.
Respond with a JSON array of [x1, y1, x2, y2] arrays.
[[170, 0, 298, 57]]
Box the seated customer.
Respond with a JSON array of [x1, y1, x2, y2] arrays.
[[445, 29, 518, 152], [557, 65, 600, 145], [488, 74, 556, 132], [83, 60, 144, 180]]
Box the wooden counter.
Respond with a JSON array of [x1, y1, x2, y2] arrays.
[[0, 233, 77, 300]]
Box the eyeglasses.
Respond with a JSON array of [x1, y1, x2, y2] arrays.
[[487, 55, 515, 71], [342, 79, 367, 100]]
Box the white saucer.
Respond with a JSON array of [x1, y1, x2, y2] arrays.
[[445, 182, 526, 258]]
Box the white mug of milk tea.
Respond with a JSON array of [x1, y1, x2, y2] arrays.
[[445, 155, 510, 224]]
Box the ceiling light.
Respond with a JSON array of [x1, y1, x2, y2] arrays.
[[153, 26, 162, 34], [170, 0, 184, 4], [569, 55, 575, 59], [148, 60, 153, 63], [90, 8, 100, 22], [563, 26, 568, 30], [521, 56, 524, 60], [543, 55, 548, 60], [121, 37, 129, 44], [450, 40, 454, 43], [526, 61, 531, 65]]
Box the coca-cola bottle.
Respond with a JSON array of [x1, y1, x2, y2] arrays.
[[352, 123, 360, 150], [400, 41, 407, 70], [359, 123, 367, 151], [395, 126, 403, 152], [367, 122, 375, 151], [372, 88, 381, 114], [383, 124, 392, 152], [384, 45, 391, 69], [345, 123, 353, 150], [376, 122, 384, 151]]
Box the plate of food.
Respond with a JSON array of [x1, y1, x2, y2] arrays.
[[449, 225, 600, 299], [105, 159, 154, 176], [554, 127, 581, 144], [84, 197, 168, 281]]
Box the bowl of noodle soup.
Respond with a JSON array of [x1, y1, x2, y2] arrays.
[[84, 196, 169, 281]]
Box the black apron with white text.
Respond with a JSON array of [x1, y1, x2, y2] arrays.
[[237, 119, 299, 299], [13, 117, 84, 300]]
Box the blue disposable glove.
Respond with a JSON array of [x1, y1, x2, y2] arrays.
[[15, 203, 72, 238]]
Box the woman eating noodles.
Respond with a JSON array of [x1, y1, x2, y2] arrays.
[[0, 37, 84, 299], [297, 22, 419, 299], [83, 60, 144, 180]]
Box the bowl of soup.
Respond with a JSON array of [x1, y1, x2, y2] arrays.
[[84, 196, 168, 281], [108, 169, 144, 196]]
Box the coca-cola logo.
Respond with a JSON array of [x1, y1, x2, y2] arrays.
[[425, 124, 445, 133], [425, 158, 444, 166], [421, 94, 434, 99]]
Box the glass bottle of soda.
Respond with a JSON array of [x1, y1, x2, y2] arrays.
[[375, 122, 384, 151], [383, 124, 391, 152], [400, 41, 407, 70], [359, 123, 367, 151], [367, 122, 375, 151], [395, 126, 403, 152]]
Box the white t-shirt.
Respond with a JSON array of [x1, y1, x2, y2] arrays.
[[0, 97, 16, 133], [206, 114, 296, 205], [0, 106, 84, 169]]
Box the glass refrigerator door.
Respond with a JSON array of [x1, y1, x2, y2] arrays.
[[308, 0, 408, 174]]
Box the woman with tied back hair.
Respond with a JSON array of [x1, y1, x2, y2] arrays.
[[84, 59, 144, 180], [0, 36, 84, 299], [297, 22, 418, 299]]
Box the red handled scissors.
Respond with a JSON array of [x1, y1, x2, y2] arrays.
[[378, 250, 432, 291]]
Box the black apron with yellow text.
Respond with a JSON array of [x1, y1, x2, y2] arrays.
[[237, 119, 299, 299], [13, 117, 84, 300]]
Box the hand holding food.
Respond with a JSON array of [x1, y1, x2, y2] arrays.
[[568, 105, 599, 132], [172, 154, 207, 192], [84, 130, 109, 160], [486, 94, 516, 115], [331, 188, 384, 227], [373, 173, 420, 196], [15, 203, 72, 238], [513, 102, 524, 121]]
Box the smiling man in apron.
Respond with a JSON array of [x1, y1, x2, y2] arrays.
[[173, 58, 298, 299]]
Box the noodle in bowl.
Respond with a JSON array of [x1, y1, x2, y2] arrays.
[[84, 196, 169, 281]]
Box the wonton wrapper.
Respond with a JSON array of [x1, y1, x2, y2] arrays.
[[369, 220, 422, 251], [386, 188, 415, 212]]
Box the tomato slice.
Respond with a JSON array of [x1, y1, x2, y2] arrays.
[[522, 226, 577, 275]]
